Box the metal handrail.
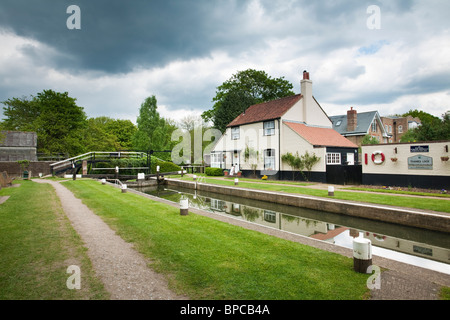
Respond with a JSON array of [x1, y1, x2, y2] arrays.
[[50, 151, 147, 171]]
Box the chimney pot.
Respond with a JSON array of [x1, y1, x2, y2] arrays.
[[303, 70, 310, 80]]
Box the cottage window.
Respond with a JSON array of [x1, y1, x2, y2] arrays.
[[263, 120, 275, 136], [326, 153, 341, 165], [398, 125, 403, 133], [211, 152, 224, 168], [264, 149, 276, 170], [231, 127, 240, 140]]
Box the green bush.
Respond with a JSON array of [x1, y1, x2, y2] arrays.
[[151, 158, 181, 173], [205, 167, 224, 176]]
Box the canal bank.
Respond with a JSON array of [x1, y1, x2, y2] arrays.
[[165, 178, 450, 233], [114, 180, 450, 298]]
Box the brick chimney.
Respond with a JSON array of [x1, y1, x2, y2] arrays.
[[347, 107, 357, 132]]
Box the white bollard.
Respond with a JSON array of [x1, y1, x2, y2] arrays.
[[328, 186, 335, 196], [121, 184, 127, 193], [234, 178, 239, 185], [180, 198, 189, 216], [353, 238, 372, 273], [193, 175, 197, 181], [101, 178, 106, 185]]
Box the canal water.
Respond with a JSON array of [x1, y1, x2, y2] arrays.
[[135, 185, 450, 275]]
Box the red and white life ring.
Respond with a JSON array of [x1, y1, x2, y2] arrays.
[[371, 151, 385, 164]]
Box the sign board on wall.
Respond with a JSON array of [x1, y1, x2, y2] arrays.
[[408, 155, 433, 170], [410, 145, 429, 153]]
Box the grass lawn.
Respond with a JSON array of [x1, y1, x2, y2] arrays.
[[172, 175, 450, 213], [64, 179, 370, 300], [0, 180, 108, 300]]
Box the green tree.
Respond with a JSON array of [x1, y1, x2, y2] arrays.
[[1, 96, 40, 131], [81, 117, 120, 151], [213, 90, 256, 133], [1, 90, 87, 156], [361, 134, 379, 145], [302, 151, 321, 181], [401, 109, 440, 125], [281, 152, 304, 180], [105, 118, 137, 150], [132, 96, 176, 159], [401, 113, 450, 142], [202, 69, 295, 131], [282, 151, 320, 181]]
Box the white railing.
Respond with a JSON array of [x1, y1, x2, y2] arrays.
[[50, 151, 147, 172]]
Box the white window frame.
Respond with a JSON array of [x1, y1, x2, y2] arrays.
[[231, 127, 240, 140], [326, 153, 341, 165], [371, 121, 377, 132], [263, 120, 275, 136], [211, 152, 224, 168], [264, 149, 276, 170], [398, 125, 403, 133]]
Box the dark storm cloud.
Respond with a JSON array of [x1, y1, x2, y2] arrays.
[[0, 0, 250, 73]]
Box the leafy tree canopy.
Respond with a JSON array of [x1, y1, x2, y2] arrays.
[[202, 69, 295, 132], [1, 90, 87, 156], [401, 109, 440, 125], [401, 112, 450, 142], [132, 96, 177, 159]]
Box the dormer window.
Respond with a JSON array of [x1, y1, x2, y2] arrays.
[[263, 120, 275, 136], [335, 120, 342, 126]]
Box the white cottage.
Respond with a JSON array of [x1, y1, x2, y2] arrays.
[[210, 71, 359, 184]]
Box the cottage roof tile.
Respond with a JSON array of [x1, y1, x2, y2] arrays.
[[284, 121, 358, 148], [227, 94, 302, 127]]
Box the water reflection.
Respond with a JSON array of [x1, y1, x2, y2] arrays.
[[137, 185, 450, 274]]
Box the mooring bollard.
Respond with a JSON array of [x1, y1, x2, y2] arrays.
[[180, 198, 189, 216], [234, 178, 239, 185], [328, 186, 335, 196], [101, 178, 106, 185], [121, 184, 127, 193], [353, 238, 372, 273], [193, 175, 197, 181]]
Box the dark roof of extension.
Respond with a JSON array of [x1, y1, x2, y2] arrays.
[[226, 94, 302, 128], [329, 111, 378, 135]]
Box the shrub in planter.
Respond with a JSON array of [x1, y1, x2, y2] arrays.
[[205, 167, 224, 176]]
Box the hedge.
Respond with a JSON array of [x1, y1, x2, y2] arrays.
[[205, 167, 224, 176]]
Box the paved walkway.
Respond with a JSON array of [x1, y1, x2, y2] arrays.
[[34, 179, 186, 300]]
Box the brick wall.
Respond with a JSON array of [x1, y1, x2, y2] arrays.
[[0, 161, 54, 178]]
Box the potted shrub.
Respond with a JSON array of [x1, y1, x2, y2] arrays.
[[237, 171, 242, 177], [441, 156, 449, 161], [224, 170, 229, 176]]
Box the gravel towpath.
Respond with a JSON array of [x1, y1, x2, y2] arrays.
[[34, 179, 187, 300]]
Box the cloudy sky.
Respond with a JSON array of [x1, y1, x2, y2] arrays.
[[0, 0, 449, 124]]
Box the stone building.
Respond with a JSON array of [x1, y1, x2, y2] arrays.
[[0, 131, 38, 161]]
